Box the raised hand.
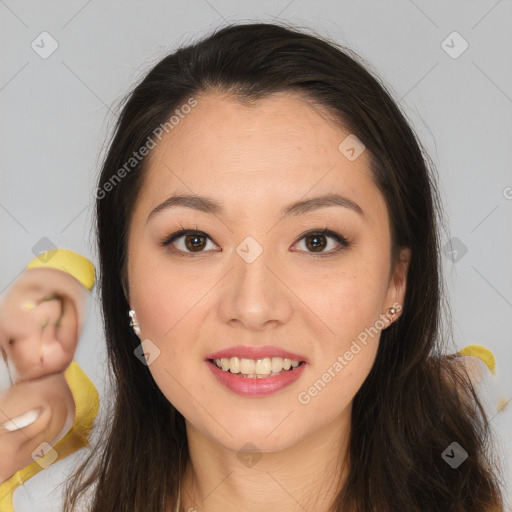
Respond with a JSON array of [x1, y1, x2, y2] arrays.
[[0, 256, 92, 484]]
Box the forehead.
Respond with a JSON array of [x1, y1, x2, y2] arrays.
[[135, 91, 387, 224]]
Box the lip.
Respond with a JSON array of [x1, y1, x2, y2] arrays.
[[205, 345, 309, 363], [206, 359, 307, 397]]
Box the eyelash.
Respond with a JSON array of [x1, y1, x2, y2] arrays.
[[159, 223, 351, 258]]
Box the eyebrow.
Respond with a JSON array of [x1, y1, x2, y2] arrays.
[[147, 193, 364, 223]]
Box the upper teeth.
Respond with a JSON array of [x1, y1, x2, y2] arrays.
[[213, 357, 300, 376]]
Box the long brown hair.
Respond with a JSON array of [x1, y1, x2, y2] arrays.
[[62, 21, 505, 511]]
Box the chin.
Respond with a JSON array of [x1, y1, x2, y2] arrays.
[[186, 412, 309, 454]]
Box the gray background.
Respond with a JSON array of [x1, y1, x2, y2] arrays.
[[0, 0, 511, 510]]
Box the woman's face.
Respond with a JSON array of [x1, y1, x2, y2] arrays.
[[126, 91, 409, 453]]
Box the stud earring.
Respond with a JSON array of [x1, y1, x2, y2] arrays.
[[386, 305, 400, 321], [128, 309, 141, 336]]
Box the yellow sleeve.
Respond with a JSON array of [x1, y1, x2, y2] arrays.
[[457, 344, 496, 375], [456, 344, 510, 414]]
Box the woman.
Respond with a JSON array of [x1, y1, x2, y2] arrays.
[[63, 21, 505, 511]]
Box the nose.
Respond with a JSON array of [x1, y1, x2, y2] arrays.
[[217, 243, 294, 331]]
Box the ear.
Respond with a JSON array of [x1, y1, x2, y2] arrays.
[[384, 246, 411, 316], [0, 267, 88, 383], [122, 278, 130, 304]]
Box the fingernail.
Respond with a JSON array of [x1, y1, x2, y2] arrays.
[[3, 408, 42, 431]]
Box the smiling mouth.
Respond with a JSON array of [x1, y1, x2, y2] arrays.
[[208, 357, 306, 378]]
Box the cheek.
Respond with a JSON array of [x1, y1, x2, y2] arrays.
[[128, 255, 212, 405], [293, 272, 383, 415], [298, 340, 379, 413], [299, 263, 389, 340], [128, 248, 208, 340]]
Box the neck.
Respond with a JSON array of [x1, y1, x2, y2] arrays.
[[178, 409, 351, 512]]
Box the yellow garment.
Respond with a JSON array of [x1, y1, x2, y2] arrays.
[[457, 344, 496, 375], [0, 360, 99, 511], [25, 248, 96, 292]]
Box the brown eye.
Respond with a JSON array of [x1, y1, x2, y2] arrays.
[[161, 229, 218, 255], [293, 229, 349, 255], [183, 233, 207, 252], [305, 234, 328, 252]]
